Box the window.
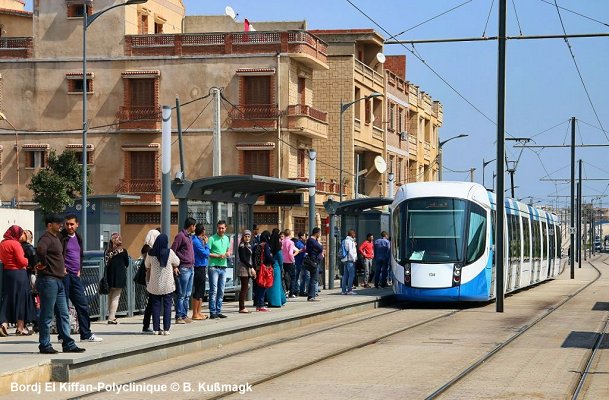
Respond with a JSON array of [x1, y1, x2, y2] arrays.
[[298, 77, 306, 105], [74, 151, 94, 165], [66, 74, 93, 94], [403, 198, 467, 263], [373, 98, 382, 129], [244, 76, 271, 105], [388, 104, 395, 131], [466, 203, 487, 264], [139, 14, 149, 34], [522, 217, 531, 261], [242, 150, 271, 176], [391, 205, 401, 263], [542, 222, 548, 260], [129, 79, 155, 107], [398, 108, 404, 132], [154, 22, 163, 34], [24, 150, 47, 169], [293, 217, 307, 236], [130, 151, 156, 180], [67, 4, 91, 18], [364, 99, 371, 124], [354, 87, 361, 120], [297, 149, 306, 178]]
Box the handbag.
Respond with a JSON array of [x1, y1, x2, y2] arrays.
[[256, 262, 274, 288], [303, 255, 318, 272], [99, 276, 109, 295], [133, 256, 147, 286]]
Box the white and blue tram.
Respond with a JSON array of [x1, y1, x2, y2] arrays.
[[391, 182, 563, 302]]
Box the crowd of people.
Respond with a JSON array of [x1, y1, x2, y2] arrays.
[[0, 214, 391, 353]]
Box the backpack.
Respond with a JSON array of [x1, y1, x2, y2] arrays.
[[340, 238, 349, 259]]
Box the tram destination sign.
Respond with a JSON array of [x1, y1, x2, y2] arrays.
[[265, 193, 304, 207]]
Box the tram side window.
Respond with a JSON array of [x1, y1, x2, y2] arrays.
[[522, 217, 531, 261], [532, 221, 541, 259], [514, 215, 521, 261], [507, 214, 514, 262], [392, 206, 401, 263], [466, 203, 487, 264], [557, 225, 562, 256], [542, 222, 548, 260]]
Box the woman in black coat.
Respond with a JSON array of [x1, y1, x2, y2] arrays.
[[105, 233, 130, 324]]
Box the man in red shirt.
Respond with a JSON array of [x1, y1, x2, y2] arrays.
[[358, 233, 374, 288]]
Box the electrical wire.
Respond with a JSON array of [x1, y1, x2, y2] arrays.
[[344, 0, 516, 142], [389, 0, 473, 40], [539, 0, 609, 28], [553, 0, 609, 141], [529, 119, 569, 140], [482, 0, 495, 37], [511, 0, 524, 35]]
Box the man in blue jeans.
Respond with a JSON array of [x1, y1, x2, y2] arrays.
[[340, 229, 358, 295], [171, 217, 196, 324], [373, 231, 391, 288], [36, 214, 85, 354], [207, 220, 231, 319], [58, 214, 103, 342]]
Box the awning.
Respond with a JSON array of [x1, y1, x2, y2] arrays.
[[324, 197, 393, 216]]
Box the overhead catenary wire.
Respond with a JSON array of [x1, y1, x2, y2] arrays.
[[482, 0, 495, 37], [553, 0, 609, 141], [539, 0, 609, 28], [390, 0, 473, 40], [511, 0, 524, 35]]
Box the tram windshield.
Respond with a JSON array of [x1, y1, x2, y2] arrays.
[[404, 198, 466, 263]]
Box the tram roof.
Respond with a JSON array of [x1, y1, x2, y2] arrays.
[[171, 175, 315, 205], [324, 197, 394, 216]]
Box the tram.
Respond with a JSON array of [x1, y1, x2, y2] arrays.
[[391, 182, 563, 301]]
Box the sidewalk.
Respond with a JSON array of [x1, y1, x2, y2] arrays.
[[0, 285, 393, 392]]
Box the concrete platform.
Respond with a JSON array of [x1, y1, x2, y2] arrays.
[[0, 285, 393, 393]]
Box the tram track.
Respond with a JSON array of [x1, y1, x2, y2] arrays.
[[571, 257, 609, 400], [68, 303, 463, 399], [426, 255, 608, 400]]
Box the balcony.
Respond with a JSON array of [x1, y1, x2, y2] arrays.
[[115, 178, 161, 202], [423, 141, 431, 161], [116, 106, 161, 130], [0, 37, 33, 58], [229, 104, 279, 129], [290, 177, 345, 196], [354, 59, 384, 92], [125, 31, 328, 70], [286, 104, 328, 139]]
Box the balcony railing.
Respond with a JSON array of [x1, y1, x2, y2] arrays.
[[116, 106, 161, 129], [125, 31, 328, 64], [287, 104, 328, 122], [0, 37, 33, 58], [229, 104, 280, 120], [115, 178, 161, 193]]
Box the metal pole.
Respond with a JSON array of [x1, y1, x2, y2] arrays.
[[339, 101, 344, 202], [81, 12, 88, 250], [354, 153, 360, 198], [495, 0, 507, 313], [569, 117, 575, 278], [176, 96, 188, 225], [591, 202, 595, 256], [510, 170, 515, 198], [470, 168, 475, 183], [328, 212, 336, 289], [438, 148, 443, 181], [482, 159, 486, 188], [309, 149, 317, 235], [212, 87, 222, 176], [388, 172, 395, 198], [578, 159, 582, 268], [161, 106, 172, 238]]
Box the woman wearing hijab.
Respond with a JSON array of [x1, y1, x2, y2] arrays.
[[145, 233, 180, 335], [104, 232, 130, 324], [237, 230, 254, 313], [139, 229, 160, 333], [253, 231, 273, 312], [266, 228, 286, 307], [0, 225, 36, 336]]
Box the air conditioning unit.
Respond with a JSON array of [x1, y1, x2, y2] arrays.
[[400, 132, 408, 141]]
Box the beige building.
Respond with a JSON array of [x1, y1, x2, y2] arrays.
[[0, 1, 442, 256]]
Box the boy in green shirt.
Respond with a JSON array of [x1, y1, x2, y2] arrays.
[[207, 220, 231, 318]]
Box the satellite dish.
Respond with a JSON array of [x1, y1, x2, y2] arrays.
[[225, 6, 236, 20], [374, 156, 387, 174], [376, 52, 386, 64]]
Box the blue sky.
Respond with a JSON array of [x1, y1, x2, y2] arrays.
[[23, 1, 609, 208]]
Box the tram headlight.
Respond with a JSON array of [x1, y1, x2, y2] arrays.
[[452, 263, 463, 285], [404, 263, 411, 283]]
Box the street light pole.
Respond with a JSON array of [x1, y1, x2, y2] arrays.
[[81, 0, 147, 250], [338, 92, 382, 202], [482, 158, 496, 188], [438, 133, 468, 181]]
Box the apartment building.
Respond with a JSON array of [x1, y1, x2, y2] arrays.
[[0, 1, 442, 255]]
